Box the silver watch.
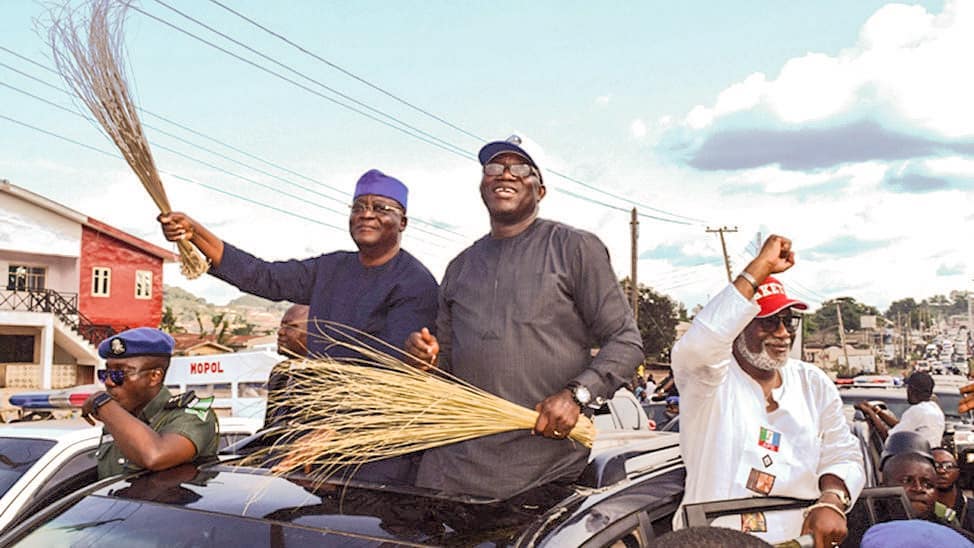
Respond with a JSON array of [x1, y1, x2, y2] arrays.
[[569, 384, 592, 408]]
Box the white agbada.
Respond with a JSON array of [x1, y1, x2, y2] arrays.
[[889, 400, 945, 450], [672, 284, 865, 544]]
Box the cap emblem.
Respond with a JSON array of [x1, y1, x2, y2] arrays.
[[110, 338, 126, 355]]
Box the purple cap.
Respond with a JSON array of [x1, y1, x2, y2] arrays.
[[353, 169, 408, 210], [478, 135, 543, 184]]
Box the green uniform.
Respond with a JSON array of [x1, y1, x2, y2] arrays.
[[96, 386, 219, 478]]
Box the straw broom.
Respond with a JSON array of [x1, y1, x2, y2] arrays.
[[246, 321, 596, 482], [48, 0, 208, 278]]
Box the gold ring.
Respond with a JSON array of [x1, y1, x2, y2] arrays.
[[552, 429, 563, 437]]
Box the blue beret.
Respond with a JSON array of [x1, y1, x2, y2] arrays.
[[98, 327, 174, 359], [862, 520, 973, 548], [354, 169, 408, 210]]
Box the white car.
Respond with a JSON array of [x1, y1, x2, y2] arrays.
[[0, 415, 260, 532]]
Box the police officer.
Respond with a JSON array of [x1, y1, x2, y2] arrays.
[[82, 327, 218, 479]]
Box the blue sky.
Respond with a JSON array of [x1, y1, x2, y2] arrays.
[[1, 0, 969, 313]]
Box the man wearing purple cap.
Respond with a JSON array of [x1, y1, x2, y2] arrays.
[[405, 136, 643, 500], [670, 236, 864, 546], [159, 169, 438, 359]]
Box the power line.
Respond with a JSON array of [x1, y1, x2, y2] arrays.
[[0, 112, 346, 232], [126, 3, 477, 163], [0, 78, 455, 246], [0, 52, 464, 238], [145, 0, 476, 160], [127, 5, 705, 226], [204, 0, 485, 144], [197, 2, 706, 226]]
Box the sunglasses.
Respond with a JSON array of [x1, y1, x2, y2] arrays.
[[483, 162, 535, 178], [934, 462, 959, 472], [97, 368, 157, 386], [756, 313, 801, 333], [349, 202, 403, 216]]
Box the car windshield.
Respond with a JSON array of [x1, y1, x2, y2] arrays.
[[839, 391, 967, 422], [0, 437, 57, 497]]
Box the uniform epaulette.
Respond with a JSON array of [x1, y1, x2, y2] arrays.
[[165, 390, 201, 410]]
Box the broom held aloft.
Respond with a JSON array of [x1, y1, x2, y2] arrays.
[[158, 212, 226, 269]]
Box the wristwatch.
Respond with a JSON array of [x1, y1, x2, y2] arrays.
[[820, 488, 851, 512], [91, 391, 114, 417], [566, 382, 592, 409]]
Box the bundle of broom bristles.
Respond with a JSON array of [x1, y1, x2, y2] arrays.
[[243, 321, 595, 482], [48, 0, 208, 279]]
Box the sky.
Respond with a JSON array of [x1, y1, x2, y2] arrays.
[[1, 0, 971, 314]]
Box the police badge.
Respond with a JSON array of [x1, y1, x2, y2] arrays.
[[110, 338, 126, 355]]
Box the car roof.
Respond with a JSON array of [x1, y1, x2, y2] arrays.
[[0, 419, 101, 441]]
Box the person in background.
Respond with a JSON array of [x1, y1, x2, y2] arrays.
[[277, 304, 309, 358], [932, 447, 974, 533], [857, 371, 945, 449], [82, 328, 218, 479]]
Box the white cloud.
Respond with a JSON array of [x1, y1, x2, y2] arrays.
[[630, 118, 647, 139], [595, 95, 611, 106], [673, 0, 974, 138]]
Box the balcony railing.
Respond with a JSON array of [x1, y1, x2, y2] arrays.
[[0, 288, 117, 346]]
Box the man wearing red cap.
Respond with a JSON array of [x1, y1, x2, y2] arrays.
[[671, 235, 864, 546], [159, 169, 438, 359]]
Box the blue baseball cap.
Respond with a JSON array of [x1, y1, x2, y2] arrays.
[[478, 135, 544, 185], [666, 396, 680, 406], [353, 169, 408, 210], [98, 327, 174, 359]]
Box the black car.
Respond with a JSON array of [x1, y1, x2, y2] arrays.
[[0, 434, 688, 547], [0, 426, 916, 548]]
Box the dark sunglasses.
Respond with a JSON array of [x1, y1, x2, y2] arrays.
[[97, 368, 156, 386], [756, 313, 801, 333]]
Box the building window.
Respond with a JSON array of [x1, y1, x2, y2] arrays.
[[0, 335, 35, 362], [92, 267, 111, 297], [6, 265, 46, 291], [135, 270, 152, 299]]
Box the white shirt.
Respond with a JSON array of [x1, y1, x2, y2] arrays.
[[671, 284, 865, 544], [890, 400, 945, 449]]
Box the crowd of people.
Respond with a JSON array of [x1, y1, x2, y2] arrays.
[[73, 134, 974, 547]]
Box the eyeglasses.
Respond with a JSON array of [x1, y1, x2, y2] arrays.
[[756, 313, 801, 333], [349, 202, 403, 216], [934, 462, 959, 472], [483, 162, 535, 178], [97, 368, 157, 386]]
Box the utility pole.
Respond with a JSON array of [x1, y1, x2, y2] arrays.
[[630, 208, 639, 321], [706, 226, 738, 282], [836, 303, 851, 372]]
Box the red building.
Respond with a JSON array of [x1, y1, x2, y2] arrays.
[[0, 180, 176, 390]]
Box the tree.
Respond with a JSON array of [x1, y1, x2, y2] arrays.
[[159, 306, 181, 333], [620, 279, 683, 363], [885, 298, 920, 330], [806, 297, 880, 345]]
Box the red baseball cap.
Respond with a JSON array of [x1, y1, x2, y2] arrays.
[[754, 276, 808, 318]]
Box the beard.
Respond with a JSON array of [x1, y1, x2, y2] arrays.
[[734, 334, 788, 371]]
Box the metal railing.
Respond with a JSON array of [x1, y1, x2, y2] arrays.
[[0, 288, 116, 346]]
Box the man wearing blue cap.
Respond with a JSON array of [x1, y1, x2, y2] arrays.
[[158, 169, 438, 358], [82, 327, 218, 479], [406, 136, 643, 500]]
